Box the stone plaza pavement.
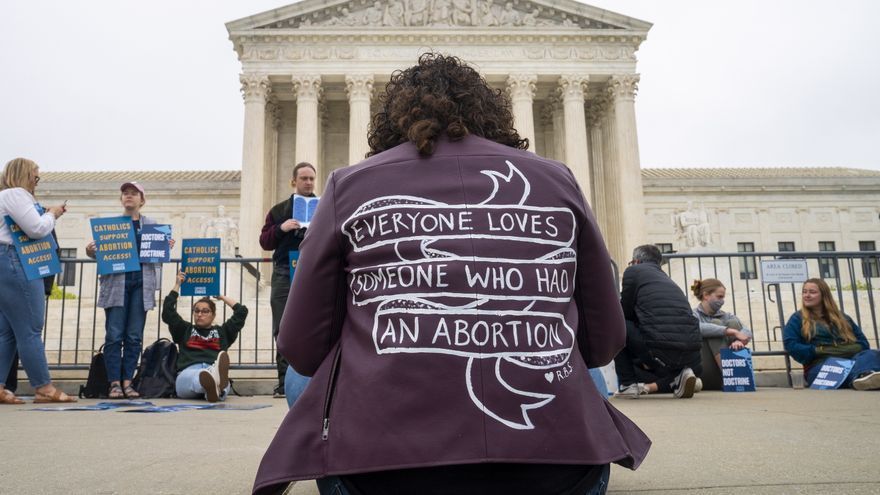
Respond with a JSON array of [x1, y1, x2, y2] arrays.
[[1, 388, 878, 495]]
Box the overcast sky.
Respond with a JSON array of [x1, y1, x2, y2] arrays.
[[1, 0, 878, 171]]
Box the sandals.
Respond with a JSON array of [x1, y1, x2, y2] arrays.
[[108, 384, 125, 399], [0, 389, 25, 405], [123, 385, 140, 399], [33, 388, 77, 404]]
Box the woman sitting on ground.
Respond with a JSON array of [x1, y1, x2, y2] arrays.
[[783, 278, 880, 390], [691, 278, 752, 390], [162, 271, 249, 402]]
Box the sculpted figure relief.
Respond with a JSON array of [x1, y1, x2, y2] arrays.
[[308, 0, 593, 28], [673, 201, 712, 250], [202, 205, 240, 255]]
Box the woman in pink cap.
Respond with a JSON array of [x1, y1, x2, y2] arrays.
[[86, 181, 173, 399]]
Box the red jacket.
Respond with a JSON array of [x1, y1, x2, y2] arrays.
[[254, 135, 650, 494]]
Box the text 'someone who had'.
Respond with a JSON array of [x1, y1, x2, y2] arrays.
[[90, 216, 140, 275], [181, 238, 221, 297]]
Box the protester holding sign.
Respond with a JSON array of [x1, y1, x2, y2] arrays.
[[0, 158, 76, 404], [86, 182, 174, 400], [692, 278, 752, 390], [259, 162, 316, 398], [783, 278, 880, 390], [162, 271, 248, 402], [253, 54, 650, 495]]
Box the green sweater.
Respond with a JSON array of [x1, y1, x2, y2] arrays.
[[162, 291, 249, 371]]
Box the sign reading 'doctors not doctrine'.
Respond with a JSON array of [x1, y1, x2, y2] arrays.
[[139, 224, 172, 264], [720, 348, 756, 392]]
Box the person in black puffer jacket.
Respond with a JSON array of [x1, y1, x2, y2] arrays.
[[614, 244, 702, 399]]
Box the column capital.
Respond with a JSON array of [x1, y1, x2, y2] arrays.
[[506, 74, 537, 101], [345, 74, 375, 102], [557, 74, 589, 103], [292, 74, 323, 102], [240, 73, 271, 103], [607, 74, 640, 101]]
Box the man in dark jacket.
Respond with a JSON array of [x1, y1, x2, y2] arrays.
[[258, 162, 316, 397], [615, 244, 702, 399]]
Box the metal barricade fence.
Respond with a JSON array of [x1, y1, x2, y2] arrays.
[[41, 257, 277, 370], [35, 252, 879, 370], [661, 251, 879, 352]]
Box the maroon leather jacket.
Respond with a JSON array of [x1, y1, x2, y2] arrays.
[[253, 135, 650, 494]]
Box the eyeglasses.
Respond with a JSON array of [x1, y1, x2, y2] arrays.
[[192, 309, 213, 315], [34, 176, 40, 184]]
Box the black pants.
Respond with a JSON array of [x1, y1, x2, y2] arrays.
[[270, 269, 291, 388], [4, 352, 18, 393], [614, 320, 701, 394]]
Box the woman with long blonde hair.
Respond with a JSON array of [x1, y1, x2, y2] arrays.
[[0, 158, 76, 404], [783, 278, 880, 389]]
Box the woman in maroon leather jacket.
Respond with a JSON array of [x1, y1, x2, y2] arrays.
[[254, 53, 650, 495]]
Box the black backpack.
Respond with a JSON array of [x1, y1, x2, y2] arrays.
[[79, 345, 109, 399], [131, 338, 179, 398]]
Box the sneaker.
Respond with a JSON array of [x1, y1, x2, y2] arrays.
[[199, 369, 220, 403], [614, 383, 647, 398], [215, 351, 230, 392], [694, 377, 703, 394], [672, 368, 696, 399], [852, 371, 880, 391], [273, 385, 285, 399]]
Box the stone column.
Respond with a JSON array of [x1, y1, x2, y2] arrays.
[[558, 74, 591, 204], [540, 102, 555, 159], [586, 98, 607, 236], [345, 74, 374, 165], [292, 74, 323, 173], [550, 94, 565, 163], [507, 74, 537, 150], [238, 73, 271, 258], [604, 74, 646, 264]]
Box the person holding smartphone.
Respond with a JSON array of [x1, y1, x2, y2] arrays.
[[0, 158, 76, 404]]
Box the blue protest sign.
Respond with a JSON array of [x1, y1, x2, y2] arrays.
[[181, 238, 221, 297], [139, 224, 171, 263], [89, 216, 140, 275], [292, 194, 319, 227], [3, 215, 61, 280], [289, 250, 300, 281], [720, 348, 756, 392], [809, 358, 855, 390]]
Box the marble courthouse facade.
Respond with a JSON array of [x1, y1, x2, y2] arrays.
[[226, 0, 652, 264]]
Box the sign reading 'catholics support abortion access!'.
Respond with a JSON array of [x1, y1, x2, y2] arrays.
[[4, 215, 61, 281], [90, 217, 140, 275], [181, 238, 221, 297]]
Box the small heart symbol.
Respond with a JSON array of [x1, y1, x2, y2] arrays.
[[544, 372, 554, 383]]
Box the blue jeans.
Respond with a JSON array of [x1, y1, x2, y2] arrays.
[[0, 245, 52, 388], [806, 349, 880, 388], [285, 365, 310, 408], [176, 363, 230, 400], [103, 271, 146, 383], [316, 464, 611, 495]]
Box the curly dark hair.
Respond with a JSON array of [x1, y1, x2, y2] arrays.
[[367, 53, 528, 157]]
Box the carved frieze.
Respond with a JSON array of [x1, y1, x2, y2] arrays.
[[256, 0, 625, 30]]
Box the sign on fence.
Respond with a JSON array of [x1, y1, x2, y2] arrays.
[[760, 259, 808, 284]]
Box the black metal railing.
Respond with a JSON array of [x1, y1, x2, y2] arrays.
[[661, 251, 880, 352], [33, 251, 880, 370]]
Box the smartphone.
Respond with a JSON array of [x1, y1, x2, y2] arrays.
[[62, 200, 69, 209]]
